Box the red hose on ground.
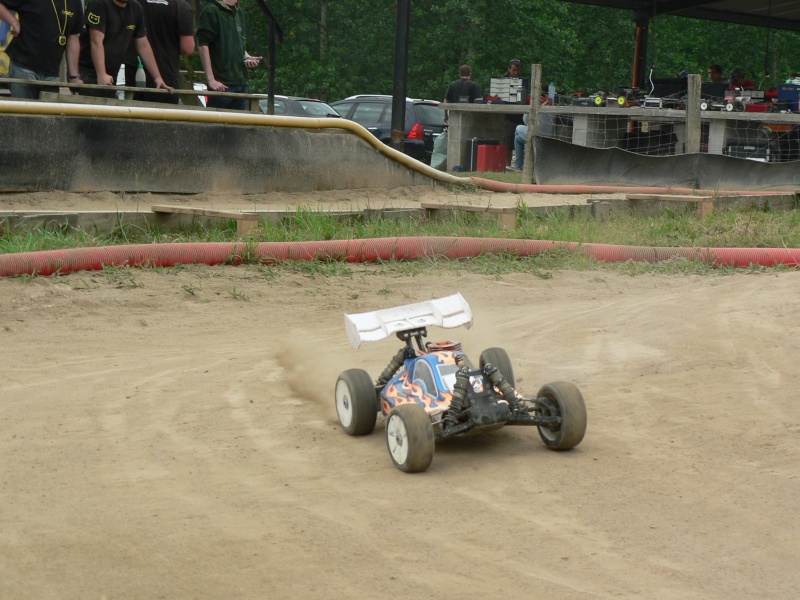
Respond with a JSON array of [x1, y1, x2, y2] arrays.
[[468, 178, 788, 196], [2, 237, 799, 277]]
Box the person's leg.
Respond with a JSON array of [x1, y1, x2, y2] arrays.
[[514, 124, 528, 169], [207, 84, 249, 111], [8, 61, 45, 99], [502, 119, 516, 166], [227, 84, 249, 111]]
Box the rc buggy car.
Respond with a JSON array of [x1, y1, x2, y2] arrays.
[[334, 293, 587, 472]]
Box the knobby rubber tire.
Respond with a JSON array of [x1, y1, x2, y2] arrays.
[[537, 381, 587, 450], [385, 403, 435, 473], [335, 369, 378, 436], [479, 347, 516, 388]]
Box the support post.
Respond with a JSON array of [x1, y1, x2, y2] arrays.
[[522, 63, 542, 184], [685, 74, 701, 154], [632, 16, 649, 89], [391, 0, 410, 154]]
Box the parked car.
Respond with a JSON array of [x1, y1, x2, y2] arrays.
[[257, 95, 341, 118], [330, 95, 446, 164]]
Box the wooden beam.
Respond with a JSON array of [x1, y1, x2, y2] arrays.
[[625, 194, 714, 217], [151, 204, 259, 236], [420, 202, 516, 230]]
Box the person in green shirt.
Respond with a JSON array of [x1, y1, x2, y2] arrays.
[[197, 0, 261, 111]]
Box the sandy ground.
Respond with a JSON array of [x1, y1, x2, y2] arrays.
[[2, 188, 800, 599]]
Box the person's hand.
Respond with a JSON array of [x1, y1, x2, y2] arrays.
[[155, 78, 174, 93], [207, 79, 227, 92], [244, 55, 262, 69], [9, 18, 20, 36], [98, 73, 114, 86]]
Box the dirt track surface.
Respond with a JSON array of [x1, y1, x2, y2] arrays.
[[2, 254, 800, 598]]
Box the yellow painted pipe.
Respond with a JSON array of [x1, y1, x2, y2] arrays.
[[0, 100, 466, 186]]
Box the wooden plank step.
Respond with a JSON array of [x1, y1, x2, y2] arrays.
[[151, 204, 259, 236], [420, 202, 515, 214], [420, 202, 516, 230], [624, 194, 714, 217], [151, 204, 259, 220], [625, 194, 713, 203]]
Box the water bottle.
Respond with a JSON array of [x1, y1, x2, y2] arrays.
[[548, 82, 556, 103], [135, 58, 146, 88]]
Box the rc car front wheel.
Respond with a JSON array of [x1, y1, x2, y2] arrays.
[[537, 381, 587, 450], [335, 369, 378, 436], [385, 404, 434, 473], [480, 347, 516, 388]]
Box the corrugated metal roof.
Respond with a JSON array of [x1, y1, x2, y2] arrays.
[[560, 0, 800, 32]]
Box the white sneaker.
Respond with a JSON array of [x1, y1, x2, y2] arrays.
[[506, 164, 521, 172]]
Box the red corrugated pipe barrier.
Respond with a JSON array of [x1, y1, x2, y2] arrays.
[[2, 237, 799, 277]]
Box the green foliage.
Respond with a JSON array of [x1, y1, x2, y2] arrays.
[[238, 0, 798, 102]]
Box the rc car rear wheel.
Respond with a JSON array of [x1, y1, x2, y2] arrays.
[[385, 404, 434, 473], [335, 369, 378, 436], [480, 347, 516, 388], [536, 381, 587, 450]]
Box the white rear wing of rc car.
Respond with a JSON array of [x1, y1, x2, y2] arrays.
[[345, 293, 473, 348]]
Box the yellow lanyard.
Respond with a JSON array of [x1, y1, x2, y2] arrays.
[[50, 0, 68, 46]]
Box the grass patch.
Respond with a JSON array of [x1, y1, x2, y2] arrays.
[[2, 205, 799, 277]]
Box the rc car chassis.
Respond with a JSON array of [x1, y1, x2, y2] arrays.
[[334, 294, 588, 472]]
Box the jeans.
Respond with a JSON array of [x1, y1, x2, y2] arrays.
[[514, 124, 528, 169], [207, 84, 250, 111], [9, 61, 60, 100]]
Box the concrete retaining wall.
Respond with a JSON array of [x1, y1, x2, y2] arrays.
[[534, 137, 800, 191], [0, 113, 429, 193]]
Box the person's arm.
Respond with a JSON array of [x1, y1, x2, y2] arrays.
[[179, 35, 195, 56], [177, 1, 195, 56], [0, 3, 20, 37], [65, 33, 82, 83], [134, 36, 171, 91], [198, 44, 225, 91], [244, 51, 262, 69], [89, 28, 114, 86]]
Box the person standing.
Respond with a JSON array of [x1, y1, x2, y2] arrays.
[[197, 0, 262, 111], [0, 0, 84, 99], [136, 0, 194, 104], [77, 0, 170, 98], [443, 64, 481, 104], [501, 58, 525, 169]]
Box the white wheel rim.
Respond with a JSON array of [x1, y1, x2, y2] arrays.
[[335, 380, 353, 427], [387, 413, 409, 466]]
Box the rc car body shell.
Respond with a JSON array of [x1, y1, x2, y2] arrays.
[[380, 350, 490, 420]]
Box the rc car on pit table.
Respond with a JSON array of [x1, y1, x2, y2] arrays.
[[334, 293, 587, 473]]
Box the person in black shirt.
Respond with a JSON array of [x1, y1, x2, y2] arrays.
[[78, 0, 170, 98], [0, 0, 84, 99], [443, 65, 481, 104], [135, 0, 194, 104]]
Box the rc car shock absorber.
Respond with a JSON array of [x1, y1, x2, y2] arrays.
[[375, 348, 409, 387], [483, 363, 522, 413], [444, 367, 471, 428]]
